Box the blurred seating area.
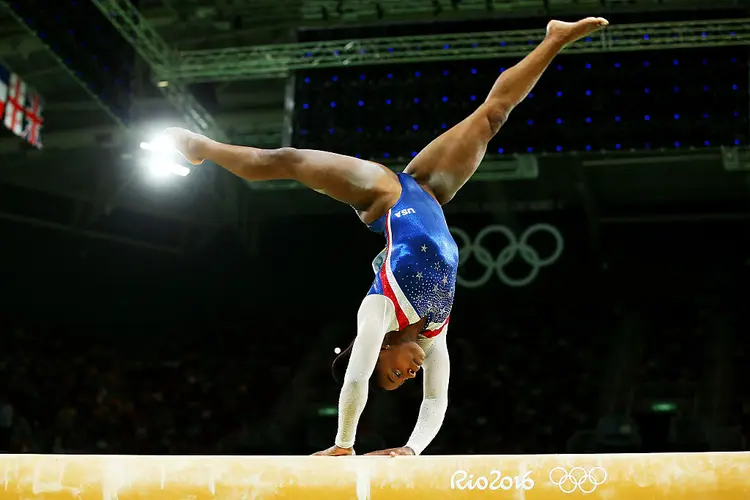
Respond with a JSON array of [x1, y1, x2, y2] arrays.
[[0, 299, 746, 455]]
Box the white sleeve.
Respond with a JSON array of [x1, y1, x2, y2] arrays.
[[335, 294, 397, 449], [405, 329, 450, 455]]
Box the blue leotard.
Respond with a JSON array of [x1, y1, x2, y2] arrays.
[[367, 173, 458, 336]]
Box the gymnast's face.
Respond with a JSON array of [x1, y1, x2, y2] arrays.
[[376, 342, 425, 391]]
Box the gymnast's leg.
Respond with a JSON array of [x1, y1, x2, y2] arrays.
[[403, 17, 609, 205], [163, 128, 401, 223]]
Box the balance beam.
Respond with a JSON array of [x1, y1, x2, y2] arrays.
[[0, 452, 748, 499]]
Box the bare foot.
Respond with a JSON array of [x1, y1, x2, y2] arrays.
[[161, 127, 208, 165], [546, 17, 609, 46]]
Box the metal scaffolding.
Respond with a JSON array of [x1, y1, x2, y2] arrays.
[[299, 0, 742, 25], [300, 0, 546, 24], [169, 18, 750, 82], [89, 0, 226, 140], [88, 0, 255, 243]]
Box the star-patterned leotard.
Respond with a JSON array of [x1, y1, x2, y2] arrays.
[[366, 173, 458, 336]]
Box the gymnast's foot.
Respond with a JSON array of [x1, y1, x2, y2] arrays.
[[161, 127, 208, 165], [546, 17, 609, 46]]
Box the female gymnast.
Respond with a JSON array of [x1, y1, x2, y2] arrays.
[[161, 17, 608, 457]]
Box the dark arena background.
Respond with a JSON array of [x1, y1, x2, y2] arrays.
[[1, 0, 750, 497]]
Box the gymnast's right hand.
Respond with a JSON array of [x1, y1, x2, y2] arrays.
[[312, 445, 354, 456], [161, 127, 207, 165]]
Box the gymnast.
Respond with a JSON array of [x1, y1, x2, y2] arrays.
[[160, 17, 609, 457]]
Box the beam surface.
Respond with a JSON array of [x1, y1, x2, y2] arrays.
[[0, 452, 748, 499]]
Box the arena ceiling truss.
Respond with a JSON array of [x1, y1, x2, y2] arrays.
[[0, 0, 747, 255]]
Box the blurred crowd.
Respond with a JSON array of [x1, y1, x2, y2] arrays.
[[0, 320, 312, 454], [1, 299, 748, 455]]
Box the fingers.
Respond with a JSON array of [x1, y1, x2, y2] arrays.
[[365, 448, 411, 456], [313, 444, 358, 456]]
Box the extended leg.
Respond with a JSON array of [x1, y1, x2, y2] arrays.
[[404, 17, 608, 204], [164, 129, 401, 223]]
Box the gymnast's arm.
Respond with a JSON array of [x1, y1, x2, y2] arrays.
[[405, 332, 450, 455], [335, 295, 396, 450]]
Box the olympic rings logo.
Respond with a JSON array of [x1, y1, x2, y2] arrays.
[[549, 467, 608, 494], [449, 224, 564, 288]]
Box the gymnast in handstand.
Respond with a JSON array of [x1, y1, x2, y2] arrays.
[[161, 17, 608, 456]]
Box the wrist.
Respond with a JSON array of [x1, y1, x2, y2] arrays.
[[404, 444, 419, 455], [335, 437, 354, 449]]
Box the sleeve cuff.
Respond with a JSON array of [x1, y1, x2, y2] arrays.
[[335, 438, 354, 449], [405, 442, 423, 455]]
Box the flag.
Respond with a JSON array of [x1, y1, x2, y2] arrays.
[[0, 64, 44, 148], [0, 78, 7, 122], [23, 92, 43, 148], [4, 73, 26, 136]]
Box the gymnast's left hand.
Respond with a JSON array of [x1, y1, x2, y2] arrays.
[[312, 445, 354, 456], [364, 446, 415, 456]]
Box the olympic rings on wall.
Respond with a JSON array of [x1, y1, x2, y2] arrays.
[[449, 224, 564, 288], [549, 466, 608, 494]]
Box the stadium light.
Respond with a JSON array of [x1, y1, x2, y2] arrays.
[[142, 154, 191, 177], [139, 135, 191, 177]]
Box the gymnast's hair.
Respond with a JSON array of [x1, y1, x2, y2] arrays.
[[331, 339, 382, 392]]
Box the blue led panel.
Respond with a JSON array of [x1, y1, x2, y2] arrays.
[[293, 48, 748, 160]]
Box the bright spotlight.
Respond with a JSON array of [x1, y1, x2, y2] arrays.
[[334, 347, 341, 354], [140, 134, 174, 154], [140, 135, 190, 177], [144, 156, 190, 177], [152, 163, 190, 177]]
